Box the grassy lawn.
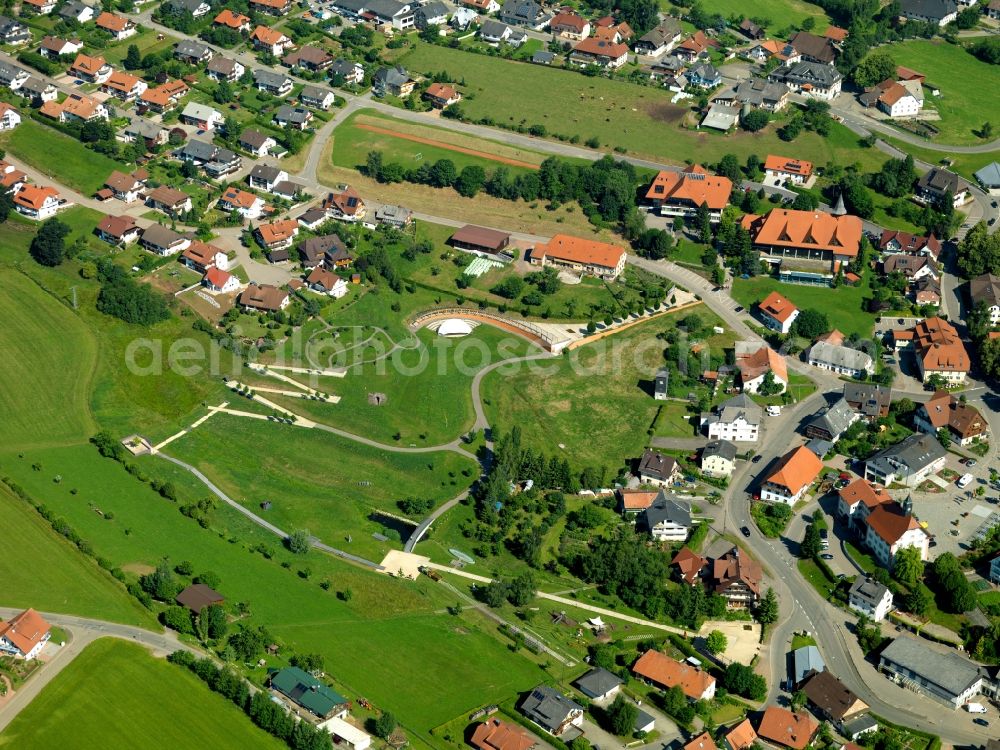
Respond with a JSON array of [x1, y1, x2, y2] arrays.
[[0, 483, 155, 627], [332, 109, 547, 175], [0, 444, 551, 738], [730, 275, 876, 338], [751, 371, 817, 407], [482, 306, 721, 469], [0, 119, 131, 194], [653, 400, 697, 437], [883, 136, 999, 184], [164, 413, 479, 558], [693, 0, 829, 28], [0, 269, 97, 448], [798, 558, 837, 599], [0, 639, 285, 750], [102, 30, 179, 65], [396, 42, 887, 171], [791, 633, 817, 650], [889, 40, 1000, 145], [262, 325, 535, 446], [845, 541, 879, 575]]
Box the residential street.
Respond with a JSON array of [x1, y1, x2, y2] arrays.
[[2, 13, 999, 746]]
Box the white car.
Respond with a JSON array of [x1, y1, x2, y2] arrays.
[[766, 405, 781, 416]]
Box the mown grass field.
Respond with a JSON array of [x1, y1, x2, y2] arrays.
[[730, 274, 877, 338], [332, 109, 547, 175], [693, 0, 828, 29], [164, 412, 478, 556], [0, 444, 553, 738], [890, 40, 1000, 145], [0, 639, 285, 750], [482, 305, 730, 468], [0, 119, 131, 195], [261, 325, 535, 446], [0, 270, 96, 447], [0, 484, 154, 627], [102, 30, 179, 65], [396, 42, 888, 171]]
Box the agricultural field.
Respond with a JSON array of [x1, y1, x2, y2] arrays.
[[0, 444, 553, 738], [0, 484, 154, 627], [332, 110, 548, 175], [259, 325, 535, 446], [890, 40, 1000, 145], [0, 270, 96, 448], [0, 120, 132, 195], [730, 274, 877, 339], [0, 639, 285, 750], [395, 42, 888, 171], [0, 221, 237, 443], [482, 305, 732, 468], [693, 0, 829, 30], [164, 412, 478, 556]]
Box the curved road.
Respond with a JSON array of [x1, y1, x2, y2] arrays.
[[404, 348, 554, 551], [0, 607, 196, 734], [623, 254, 1000, 746]]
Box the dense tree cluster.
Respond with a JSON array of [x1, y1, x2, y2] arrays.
[[722, 662, 767, 700], [365, 151, 645, 233], [95, 259, 171, 325], [930, 553, 977, 613], [958, 221, 1000, 278], [29, 219, 71, 267], [970, 37, 1000, 66], [167, 651, 332, 750], [790, 309, 830, 339]]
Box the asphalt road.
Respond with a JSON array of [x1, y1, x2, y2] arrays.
[[622, 253, 1000, 745], [0, 607, 194, 734]]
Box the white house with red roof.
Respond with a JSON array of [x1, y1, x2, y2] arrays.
[[756, 291, 799, 334], [759, 445, 823, 505], [864, 503, 929, 567], [0, 102, 20, 130], [0, 608, 51, 659], [202, 266, 240, 294], [13, 184, 62, 220]]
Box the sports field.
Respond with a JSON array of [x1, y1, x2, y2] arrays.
[[0, 639, 285, 750], [333, 111, 546, 173], [890, 40, 1000, 145], [397, 43, 888, 171]]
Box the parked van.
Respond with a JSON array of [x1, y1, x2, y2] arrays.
[[965, 703, 987, 713], [957, 473, 975, 489]]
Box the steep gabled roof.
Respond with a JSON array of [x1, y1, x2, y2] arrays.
[[764, 446, 823, 495], [644, 164, 732, 210]]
